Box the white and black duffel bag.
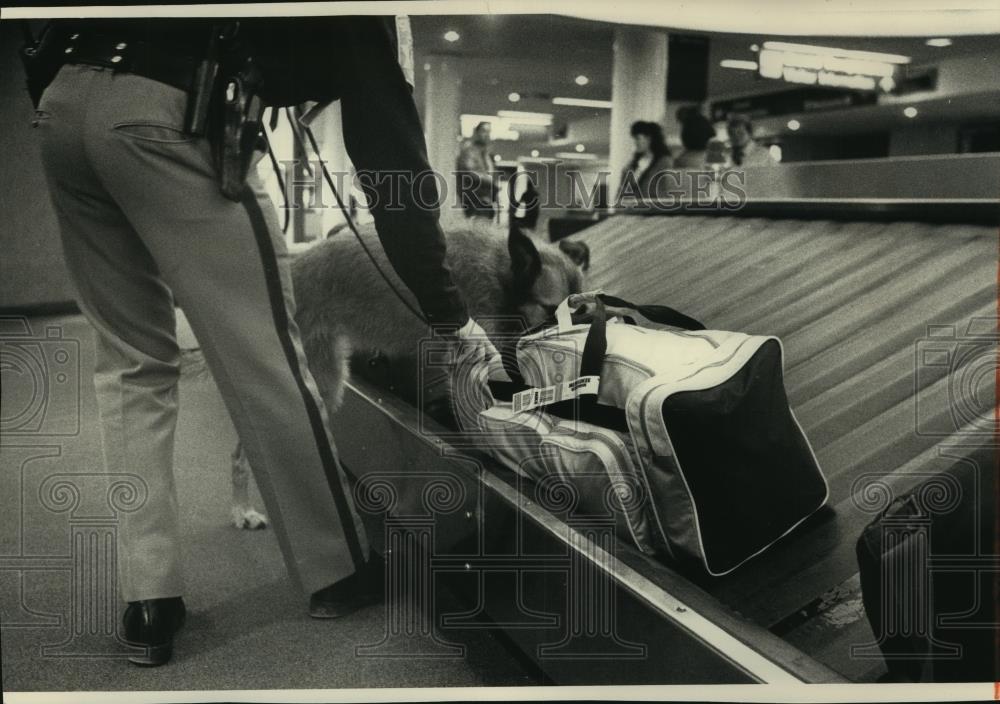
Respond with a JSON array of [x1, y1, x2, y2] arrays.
[[478, 292, 829, 576]]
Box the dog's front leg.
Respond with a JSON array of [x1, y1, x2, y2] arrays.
[[231, 442, 269, 530]]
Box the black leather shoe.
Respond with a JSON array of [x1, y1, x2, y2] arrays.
[[309, 552, 385, 619], [122, 597, 186, 666]]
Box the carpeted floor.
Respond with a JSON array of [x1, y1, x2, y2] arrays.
[[1, 314, 541, 692]]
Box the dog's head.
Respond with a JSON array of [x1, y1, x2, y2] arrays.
[[507, 224, 590, 330]]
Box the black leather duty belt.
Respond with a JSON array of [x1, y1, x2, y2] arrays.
[[61, 31, 203, 93]]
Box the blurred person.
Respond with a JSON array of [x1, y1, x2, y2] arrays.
[[456, 121, 497, 219], [674, 107, 717, 169], [726, 113, 774, 168], [509, 177, 540, 230], [620, 120, 673, 201]]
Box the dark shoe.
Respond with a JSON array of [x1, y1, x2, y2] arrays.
[[122, 597, 186, 666], [309, 552, 385, 619]]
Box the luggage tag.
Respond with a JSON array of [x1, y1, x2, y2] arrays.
[[512, 375, 600, 413], [513, 290, 606, 413]]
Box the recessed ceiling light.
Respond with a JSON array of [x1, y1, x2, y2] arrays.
[[720, 59, 759, 70], [423, 62, 431, 72], [444, 30, 460, 42], [787, 119, 801, 131], [925, 38, 952, 47], [575, 143, 586, 153], [903, 106, 918, 118], [493, 154, 502, 162], [574, 75, 589, 86], [750, 43, 760, 52], [879, 76, 896, 92], [508, 92, 521, 103], [530, 149, 540, 157]]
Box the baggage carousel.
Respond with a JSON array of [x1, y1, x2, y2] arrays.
[[335, 198, 998, 684]]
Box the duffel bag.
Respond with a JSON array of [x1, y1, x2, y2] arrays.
[[474, 391, 659, 555], [504, 293, 829, 576]]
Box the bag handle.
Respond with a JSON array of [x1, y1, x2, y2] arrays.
[[556, 291, 705, 333], [503, 292, 703, 386], [506, 298, 606, 413]]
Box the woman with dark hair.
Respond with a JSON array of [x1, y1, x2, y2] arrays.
[[620, 120, 673, 200], [675, 108, 717, 169]]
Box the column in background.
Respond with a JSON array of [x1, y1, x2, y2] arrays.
[[608, 27, 669, 201]]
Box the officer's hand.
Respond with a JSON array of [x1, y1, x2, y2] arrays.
[[455, 318, 500, 364]]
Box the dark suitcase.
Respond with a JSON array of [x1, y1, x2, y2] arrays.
[[855, 447, 998, 682]]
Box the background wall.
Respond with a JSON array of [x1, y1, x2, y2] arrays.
[[0, 21, 76, 311]]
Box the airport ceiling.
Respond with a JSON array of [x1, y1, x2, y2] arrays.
[[410, 14, 1000, 158]]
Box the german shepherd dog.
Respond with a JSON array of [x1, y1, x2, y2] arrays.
[[231, 221, 591, 528]]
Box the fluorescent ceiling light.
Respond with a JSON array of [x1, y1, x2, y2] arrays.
[[925, 38, 953, 47], [555, 151, 599, 160], [552, 97, 613, 109], [720, 59, 759, 70], [559, 4, 1000, 38], [497, 110, 554, 125], [761, 41, 910, 64]]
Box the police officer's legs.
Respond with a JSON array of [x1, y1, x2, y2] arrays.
[[38, 66, 368, 609], [36, 65, 187, 603]]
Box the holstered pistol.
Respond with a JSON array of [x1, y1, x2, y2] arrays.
[[211, 62, 264, 202]]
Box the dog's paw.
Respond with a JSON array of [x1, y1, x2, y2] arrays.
[[231, 506, 269, 530]]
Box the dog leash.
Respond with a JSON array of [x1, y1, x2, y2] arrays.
[[261, 110, 290, 235], [284, 106, 428, 326]]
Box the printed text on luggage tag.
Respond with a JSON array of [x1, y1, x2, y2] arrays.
[[512, 376, 600, 413]]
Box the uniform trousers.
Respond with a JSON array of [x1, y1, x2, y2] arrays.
[[35, 63, 369, 602]]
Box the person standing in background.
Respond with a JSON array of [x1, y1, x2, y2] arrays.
[[726, 113, 775, 168], [620, 121, 673, 201], [456, 121, 497, 219], [674, 107, 717, 169]]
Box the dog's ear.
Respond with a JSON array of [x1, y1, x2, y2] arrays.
[[509, 223, 542, 285], [558, 239, 591, 272]]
